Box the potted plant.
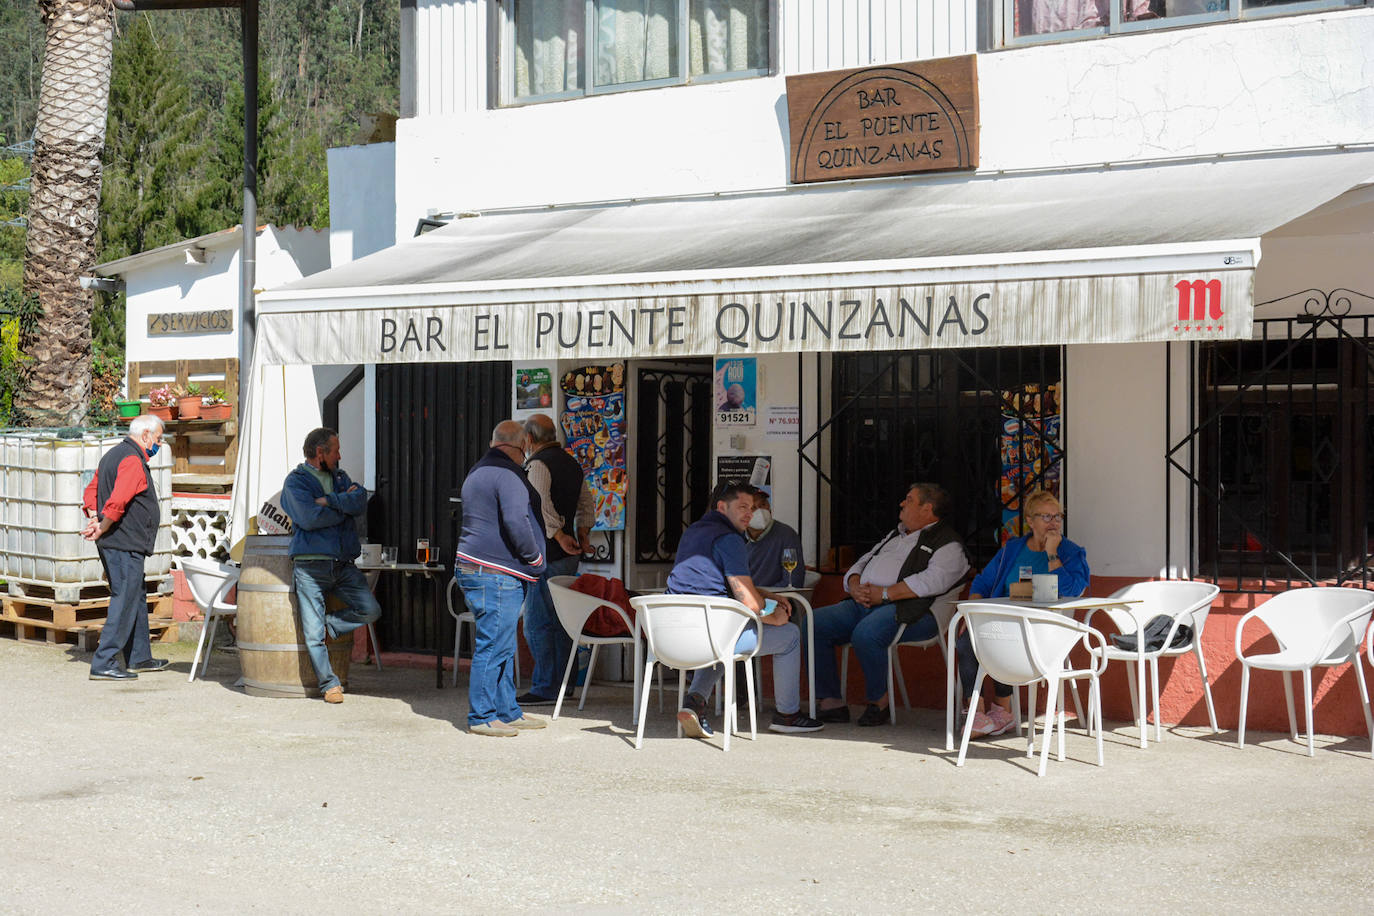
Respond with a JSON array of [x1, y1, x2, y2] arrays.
[[148, 385, 176, 421], [114, 397, 141, 419], [176, 382, 203, 419], [201, 386, 232, 420]]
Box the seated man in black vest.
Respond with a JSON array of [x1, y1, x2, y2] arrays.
[[810, 482, 968, 726]]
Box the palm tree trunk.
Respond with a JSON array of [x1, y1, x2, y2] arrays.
[[20, 0, 114, 426]]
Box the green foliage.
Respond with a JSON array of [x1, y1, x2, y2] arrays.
[[0, 2, 42, 147], [99, 16, 218, 263], [0, 284, 41, 427]]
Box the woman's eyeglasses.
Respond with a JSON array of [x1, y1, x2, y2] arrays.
[[1030, 512, 1064, 522]]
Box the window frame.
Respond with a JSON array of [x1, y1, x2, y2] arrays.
[[992, 0, 1367, 50], [497, 0, 774, 108]]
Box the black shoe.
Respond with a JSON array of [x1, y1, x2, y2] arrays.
[[90, 667, 137, 681], [817, 705, 851, 723], [676, 692, 714, 739], [515, 691, 556, 706], [769, 710, 825, 733], [857, 703, 889, 727], [129, 658, 170, 673]]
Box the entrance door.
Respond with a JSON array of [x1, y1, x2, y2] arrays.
[[629, 359, 713, 588]]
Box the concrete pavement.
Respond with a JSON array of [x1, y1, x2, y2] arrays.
[[2, 638, 1371, 914]]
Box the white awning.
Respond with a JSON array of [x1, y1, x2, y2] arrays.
[[254, 149, 1374, 365]]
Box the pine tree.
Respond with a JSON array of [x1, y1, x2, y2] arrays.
[[99, 14, 216, 263]]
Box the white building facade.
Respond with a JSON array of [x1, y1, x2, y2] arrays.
[[241, 1, 1374, 727]]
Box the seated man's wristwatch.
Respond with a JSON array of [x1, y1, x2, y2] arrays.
[[881, 586, 889, 603]]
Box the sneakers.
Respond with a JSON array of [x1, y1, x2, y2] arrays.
[[502, 714, 548, 730], [515, 691, 556, 706], [817, 705, 851, 724], [984, 704, 1016, 737], [129, 658, 171, 672], [469, 721, 518, 737], [856, 703, 889, 727], [676, 692, 714, 739], [769, 710, 825, 733], [323, 686, 344, 704]]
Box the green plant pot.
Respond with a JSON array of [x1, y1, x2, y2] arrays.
[[115, 400, 142, 418]]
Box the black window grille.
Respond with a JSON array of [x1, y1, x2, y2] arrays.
[[826, 346, 1065, 571], [1186, 293, 1374, 590]]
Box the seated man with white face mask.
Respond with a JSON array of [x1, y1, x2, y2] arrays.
[[744, 489, 805, 589]]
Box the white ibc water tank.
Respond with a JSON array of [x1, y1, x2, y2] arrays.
[[0, 430, 175, 599]]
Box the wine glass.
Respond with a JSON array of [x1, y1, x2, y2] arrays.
[[780, 547, 799, 584], [415, 537, 431, 565]]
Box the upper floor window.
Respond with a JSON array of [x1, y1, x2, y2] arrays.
[[504, 0, 770, 105], [1002, 0, 1364, 46]]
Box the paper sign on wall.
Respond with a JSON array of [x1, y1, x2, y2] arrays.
[[765, 406, 800, 439]]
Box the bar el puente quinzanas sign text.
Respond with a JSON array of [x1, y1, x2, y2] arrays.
[[786, 55, 979, 184]]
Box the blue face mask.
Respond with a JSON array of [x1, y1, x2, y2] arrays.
[[144, 442, 160, 458]]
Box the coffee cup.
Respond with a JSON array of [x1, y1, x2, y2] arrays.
[[359, 543, 383, 565], [1032, 574, 1058, 603]]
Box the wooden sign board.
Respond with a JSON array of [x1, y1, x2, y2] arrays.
[[148, 309, 233, 336], [786, 55, 979, 184]]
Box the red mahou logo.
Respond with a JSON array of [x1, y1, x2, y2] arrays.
[[1175, 279, 1224, 332]]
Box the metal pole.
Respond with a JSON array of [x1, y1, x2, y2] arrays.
[[239, 0, 258, 393]]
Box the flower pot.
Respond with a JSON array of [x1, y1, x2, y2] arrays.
[[115, 399, 141, 418], [176, 398, 202, 420], [149, 404, 175, 421], [201, 402, 232, 421]]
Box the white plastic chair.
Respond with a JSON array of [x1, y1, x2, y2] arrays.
[[178, 556, 240, 683], [836, 583, 964, 724], [1083, 581, 1221, 742], [446, 577, 520, 688], [547, 575, 661, 719], [1236, 587, 1374, 758], [628, 594, 763, 751], [713, 571, 825, 719], [956, 603, 1109, 777]]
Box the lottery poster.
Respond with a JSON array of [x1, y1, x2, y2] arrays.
[[714, 357, 757, 427], [560, 363, 626, 531], [999, 383, 1062, 543]]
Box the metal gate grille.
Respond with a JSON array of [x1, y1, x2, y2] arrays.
[[825, 346, 1065, 570], [1172, 290, 1374, 592], [633, 363, 712, 564]]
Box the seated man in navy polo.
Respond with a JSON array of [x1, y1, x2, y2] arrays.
[[666, 481, 824, 738]]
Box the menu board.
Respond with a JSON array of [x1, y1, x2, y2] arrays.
[[560, 363, 626, 531]]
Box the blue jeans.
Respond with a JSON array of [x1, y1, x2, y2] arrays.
[[810, 598, 937, 704], [687, 620, 804, 715], [457, 569, 529, 727], [292, 559, 382, 693], [92, 546, 153, 672], [523, 554, 581, 698]]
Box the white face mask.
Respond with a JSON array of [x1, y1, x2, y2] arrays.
[[748, 508, 771, 530]]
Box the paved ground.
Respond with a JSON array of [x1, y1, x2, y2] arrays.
[[3, 638, 1372, 915]]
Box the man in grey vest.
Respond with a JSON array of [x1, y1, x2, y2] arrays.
[[81, 415, 170, 680], [810, 483, 968, 726], [516, 413, 594, 705]]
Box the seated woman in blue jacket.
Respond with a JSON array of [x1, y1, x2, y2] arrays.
[[957, 489, 1090, 738]]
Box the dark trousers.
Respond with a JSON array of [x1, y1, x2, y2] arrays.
[[91, 546, 152, 672]]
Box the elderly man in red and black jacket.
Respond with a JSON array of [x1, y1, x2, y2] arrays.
[[81, 415, 169, 680]]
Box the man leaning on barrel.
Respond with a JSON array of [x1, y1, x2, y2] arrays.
[[280, 427, 381, 704], [81, 414, 171, 681]]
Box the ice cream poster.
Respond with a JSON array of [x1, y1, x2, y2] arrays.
[[714, 357, 757, 426], [560, 363, 626, 531]]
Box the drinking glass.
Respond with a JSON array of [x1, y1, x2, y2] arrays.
[[780, 547, 799, 582], [381, 546, 398, 566], [415, 537, 431, 565]]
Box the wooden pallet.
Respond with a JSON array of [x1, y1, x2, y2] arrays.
[[0, 614, 177, 648]]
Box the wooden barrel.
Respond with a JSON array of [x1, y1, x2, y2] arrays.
[[236, 534, 351, 698]]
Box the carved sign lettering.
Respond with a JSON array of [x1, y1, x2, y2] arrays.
[[786, 55, 979, 184], [147, 309, 234, 336]]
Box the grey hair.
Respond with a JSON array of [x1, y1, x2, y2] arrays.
[[128, 415, 164, 438], [522, 414, 558, 446], [490, 420, 524, 447]]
